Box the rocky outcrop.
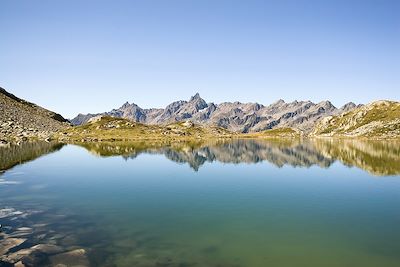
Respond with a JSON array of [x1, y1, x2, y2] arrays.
[[0, 87, 70, 143], [311, 100, 400, 139], [71, 93, 358, 133]]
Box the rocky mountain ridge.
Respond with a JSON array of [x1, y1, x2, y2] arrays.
[[71, 93, 360, 133]]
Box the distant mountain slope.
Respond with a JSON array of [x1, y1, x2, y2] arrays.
[[71, 93, 358, 133], [311, 100, 400, 139], [0, 87, 70, 142], [61, 116, 234, 142]]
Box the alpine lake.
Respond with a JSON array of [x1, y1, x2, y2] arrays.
[[1, 138, 400, 267]]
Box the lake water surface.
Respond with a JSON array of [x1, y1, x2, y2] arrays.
[[1, 139, 400, 267]]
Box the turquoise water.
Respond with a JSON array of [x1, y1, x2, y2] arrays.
[[1, 140, 400, 266]]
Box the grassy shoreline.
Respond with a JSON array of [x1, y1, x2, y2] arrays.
[[2, 114, 399, 145]]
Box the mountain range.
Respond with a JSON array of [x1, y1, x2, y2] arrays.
[[1, 87, 398, 143], [71, 93, 361, 133]]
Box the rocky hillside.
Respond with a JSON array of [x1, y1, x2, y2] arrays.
[[311, 100, 400, 139], [71, 93, 358, 133], [0, 87, 70, 143]]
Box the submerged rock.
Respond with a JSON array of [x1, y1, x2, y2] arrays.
[[2, 243, 64, 265], [31, 244, 64, 255], [2, 246, 33, 264], [0, 238, 26, 257], [6, 227, 33, 239], [0, 208, 23, 219], [59, 235, 78, 247], [50, 249, 89, 267]]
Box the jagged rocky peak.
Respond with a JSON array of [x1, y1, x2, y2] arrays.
[[163, 100, 187, 115], [190, 92, 201, 101], [273, 99, 285, 105], [266, 99, 287, 110], [121, 101, 130, 108], [340, 102, 357, 112], [113, 101, 146, 122], [316, 100, 336, 110], [118, 101, 143, 110], [251, 103, 263, 111], [188, 93, 208, 110]]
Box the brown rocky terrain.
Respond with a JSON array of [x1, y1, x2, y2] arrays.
[[0, 87, 70, 144]]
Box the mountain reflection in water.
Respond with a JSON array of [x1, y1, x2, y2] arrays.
[[75, 139, 400, 176], [0, 141, 65, 171]]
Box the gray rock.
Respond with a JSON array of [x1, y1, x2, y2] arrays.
[[0, 238, 26, 257], [2, 243, 64, 265]]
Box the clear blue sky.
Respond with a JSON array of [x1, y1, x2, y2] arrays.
[[1, 0, 399, 118]]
